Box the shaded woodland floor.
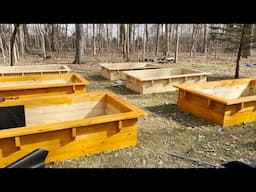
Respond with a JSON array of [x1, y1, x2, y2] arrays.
[[1, 51, 256, 168]]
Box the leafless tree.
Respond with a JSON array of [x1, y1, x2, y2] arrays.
[[10, 24, 20, 66], [73, 24, 84, 64], [174, 24, 180, 63]]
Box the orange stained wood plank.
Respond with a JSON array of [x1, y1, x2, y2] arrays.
[[0, 124, 137, 167]]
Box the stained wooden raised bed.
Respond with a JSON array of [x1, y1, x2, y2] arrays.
[[175, 78, 256, 127], [0, 91, 146, 167], [0, 64, 71, 76], [99, 62, 161, 81], [0, 73, 89, 98], [122, 68, 209, 94]]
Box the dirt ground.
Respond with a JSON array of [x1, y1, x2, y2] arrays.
[[2, 51, 256, 168]]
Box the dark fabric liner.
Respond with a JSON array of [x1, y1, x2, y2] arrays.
[[0, 105, 26, 129]]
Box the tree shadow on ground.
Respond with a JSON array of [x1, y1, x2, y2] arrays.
[[243, 141, 256, 151], [107, 85, 137, 95], [145, 103, 215, 127], [86, 74, 108, 82], [208, 75, 235, 81]]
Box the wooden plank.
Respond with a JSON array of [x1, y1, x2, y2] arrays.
[[177, 92, 225, 126], [122, 67, 209, 81], [0, 64, 71, 76], [0, 73, 89, 98], [99, 62, 160, 70], [99, 62, 161, 81], [0, 120, 138, 167], [15, 137, 21, 148]]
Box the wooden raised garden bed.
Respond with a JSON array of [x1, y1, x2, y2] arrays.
[[0, 64, 71, 76], [0, 73, 89, 98], [0, 91, 146, 167], [122, 67, 210, 94], [175, 78, 256, 127], [99, 62, 161, 81]]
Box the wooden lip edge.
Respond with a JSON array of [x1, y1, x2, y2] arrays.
[[123, 72, 210, 82], [0, 64, 71, 74], [0, 73, 90, 91], [174, 84, 256, 105], [174, 84, 229, 104], [0, 91, 146, 139], [99, 62, 160, 70]]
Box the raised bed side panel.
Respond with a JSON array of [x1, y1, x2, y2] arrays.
[[0, 73, 89, 98], [99, 62, 161, 81], [0, 119, 138, 167], [175, 78, 256, 127], [125, 75, 143, 94], [177, 89, 225, 126], [223, 101, 256, 127], [125, 73, 208, 95], [0, 65, 71, 76]]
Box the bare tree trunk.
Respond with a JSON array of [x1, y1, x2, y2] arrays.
[[15, 41, 19, 60], [145, 24, 148, 53], [202, 24, 208, 53], [129, 24, 132, 53], [132, 24, 136, 54], [73, 24, 84, 64], [155, 24, 159, 56], [136, 26, 140, 60], [242, 24, 252, 58], [142, 24, 146, 60], [41, 33, 46, 60], [122, 24, 127, 60], [235, 25, 245, 79], [93, 24, 96, 56], [190, 24, 199, 57], [51, 24, 56, 52], [174, 24, 180, 63], [106, 24, 108, 51], [23, 24, 30, 53], [0, 32, 5, 63], [126, 24, 130, 61], [165, 24, 170, 56], [10, 24, 20, 66], [117, 24, 119, 49], [169, 24, 173, 52], [18, 24, 25, 57]]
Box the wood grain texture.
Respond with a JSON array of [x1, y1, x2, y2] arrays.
[[99, 62, 161, 81], [0, 73, 89, 98], [0, 64, 71, 76], [0, 91, 146, 167], [123, 67, 208, 94], [176, 78, 256, 127]]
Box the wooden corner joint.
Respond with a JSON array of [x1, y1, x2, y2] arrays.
[[72, 128, 77, 139], [207, 99, 213, 108], [72, 85, 76, 92], [118, 120, 123, 130], [182, 90, 187, 100], [240, 102, 244, 110], [15, 136, 21, 149]]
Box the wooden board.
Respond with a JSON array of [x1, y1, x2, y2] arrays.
[[174, 78, 256, 127], [0, 64, 71, 76], [0, 91, 146, 167], [123, 67, 209, 94], [0, 73, 90, 98], [99, 62, 161, 81]]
